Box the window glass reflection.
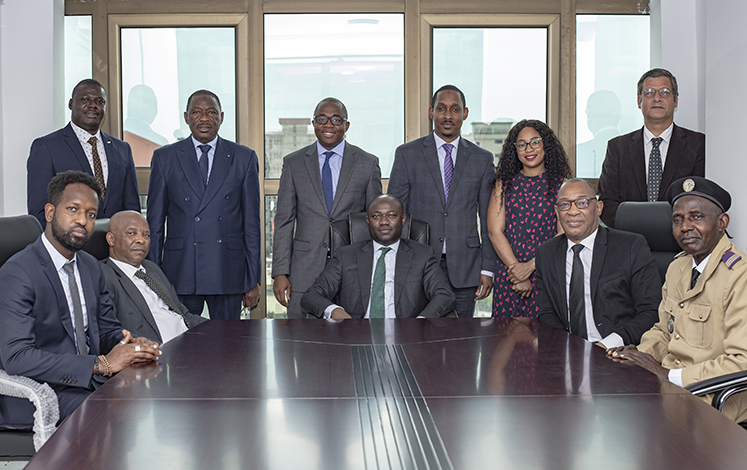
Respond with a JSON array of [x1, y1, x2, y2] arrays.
[[265, 195, 286, 318], [64, 16, 92, 125]]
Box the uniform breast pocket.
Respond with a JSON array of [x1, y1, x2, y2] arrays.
[[684, 304, 713, 348]]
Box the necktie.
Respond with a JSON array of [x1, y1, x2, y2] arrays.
[[647, 137, 663, 201], [690, 268, 700, 290], [369, 247, 392, 319], [135, 269, 183, 315], [569, 244, 588, 339], [321, 151, 335, 213], [63, 262, 89, 354], [443, 143, 454, 202], [198, 144, 211, 186], [88, 136, 106, 199]]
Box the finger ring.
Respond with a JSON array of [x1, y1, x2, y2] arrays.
[[119, 340, 126, 345], [135, 345, 141, 352]]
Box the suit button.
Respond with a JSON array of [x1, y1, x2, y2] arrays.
[[444, 212, 448, 217], [217, 239, 222, 243], [185, 197, 190, 202], [217, 216, 222, 221], [439, 238, 444, 242], [195, 216, 200, 222], [323, 243, 327, 248], [225, 195, 230, 199], [194, 242, 197, 246]]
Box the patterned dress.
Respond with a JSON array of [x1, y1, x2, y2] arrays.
[[492, 172, 561, 318]]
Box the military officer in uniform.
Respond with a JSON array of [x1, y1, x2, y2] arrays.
[[609, 176, 747, 423]]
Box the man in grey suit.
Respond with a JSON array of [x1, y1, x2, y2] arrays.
[[302, 195, 455, 319], [272, 97, 382, 318], [100, 211, 206, 344], [388, 85, 495, 317]]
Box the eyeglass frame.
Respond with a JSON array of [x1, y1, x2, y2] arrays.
[[313, 115, 347, 126], [640, 87, 673, 99], [556, 197, 595, 212], [514, 137, 543, 151]]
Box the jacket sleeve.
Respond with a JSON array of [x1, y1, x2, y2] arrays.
[[271, 155, 297, 278], [300, 254, 343, 318], [535, 244, 567, 332], [146, 149, 168, 265], [27, 138, 56, 228], [120, 140, 142, 212], [241, 148, 262, 290], [419, 247, 457, 318], [598, 141, 622, 228]]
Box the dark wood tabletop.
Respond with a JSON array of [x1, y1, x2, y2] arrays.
[[25, 318, 747, 469]]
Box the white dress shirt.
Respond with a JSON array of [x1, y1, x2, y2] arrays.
[[191, 135, 218, 183], [565, 229, 623, 348], [71, 121, 109, 184], [643, 122, 674, 182], [316, 140, 345, 201]]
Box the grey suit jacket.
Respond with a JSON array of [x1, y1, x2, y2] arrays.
[[388, 133, 496, 288], [301, 239, 456, 318], [272, 141, 381, 317], [100, 258, 207, 343]]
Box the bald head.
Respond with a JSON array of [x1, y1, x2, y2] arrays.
[[107, 211, 151, 267]]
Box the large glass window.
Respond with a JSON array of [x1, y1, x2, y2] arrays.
[[433, 28, 548, 166], [120, 27, 236, 167], [64, 16, 92, 124], [576, 15, 650, 179], [264, 14, 405, 179]]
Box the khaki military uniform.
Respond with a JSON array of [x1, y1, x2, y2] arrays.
[[639, 235, 747, 422]]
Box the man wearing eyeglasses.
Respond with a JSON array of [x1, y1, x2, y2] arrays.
[[535, 178, 660, 347], [272, 97, 381, 318], [598, 68, 705, 228]]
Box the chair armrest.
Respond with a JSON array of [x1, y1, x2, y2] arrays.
[[685, 370, 747, 412], [0, 370, 58, 451]]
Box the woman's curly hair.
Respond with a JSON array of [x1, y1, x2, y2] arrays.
[[495, 119, 572, 205]]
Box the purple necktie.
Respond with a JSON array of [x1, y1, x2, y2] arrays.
[[443, 143, 454, 202]]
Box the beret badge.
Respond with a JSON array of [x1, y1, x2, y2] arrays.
[[683, 178, 695, 192]]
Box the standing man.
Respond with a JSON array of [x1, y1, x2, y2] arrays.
[[388, 85, 495, 317], [272, 97, 381, 318], [147, 90, 261, 320], [598, 68, 705, 227], [27, 79, 141, 228]]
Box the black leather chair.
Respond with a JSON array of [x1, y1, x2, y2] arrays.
[[615, 201, 679, 284], [329, 212, 429, 255], [81, 218, 111, 261], [0, 215, 59, 456]]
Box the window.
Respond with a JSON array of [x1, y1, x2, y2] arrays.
[[64, 15, 92, 124]]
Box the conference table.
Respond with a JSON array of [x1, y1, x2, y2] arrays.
[[25, 318, 747, 469]]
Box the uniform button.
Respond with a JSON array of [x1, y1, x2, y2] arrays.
[[679, 302, 685, 309], [195, 216, 200, 222], [674, 334, 680, 339], [699, 314, 703, 319], [185, 197, 190, 202], [217, 239, 222, 243], [675, 359, 681, 364]]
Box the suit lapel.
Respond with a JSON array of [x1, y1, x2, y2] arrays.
[[105, 260, 160, 335], [35, 240, 76, 345], [99, 131, 118, 213], [62, 124, 95, 176], [303, 144, 329, 214], [176, 138, 206, 199], [589, 228, 607, 307], [393, 241, 413, 316], [447, 138, 471, 209], [629, 128, 648, 199], [332, 142, 357, 214], [423, 134, 446, 207], [198, 137, 232, 213], [554, 236, 570, 330], [660, 124, 685, 198], [77, 257, 100, 354], [357, 242, 374, 314]]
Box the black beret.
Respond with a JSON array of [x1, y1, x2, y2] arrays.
[[666, 176, 731, 212]]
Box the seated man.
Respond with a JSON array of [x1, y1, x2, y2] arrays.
[[100, 211, 207, 344], [0, 171, 160, 427], [301, 194, 456, 319], [610, 177, 747, 422], [535, 178, 661, 348]]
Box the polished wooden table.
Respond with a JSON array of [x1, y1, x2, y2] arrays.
[[25, 318, 747, 469]]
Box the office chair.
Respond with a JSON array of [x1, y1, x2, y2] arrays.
[[615, 201, 679, 284], [81, 218, 111, 260], [0, 215, 59, 455], [329, 212, 429, 255]]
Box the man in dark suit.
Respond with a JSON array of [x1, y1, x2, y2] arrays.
[[27, 79, 141, 228], [388, 85, 495, 317], [0, 171, 159, 427], [272, 97, 381, 318], [100, 211, 207, 343], [598, 68, 705, 227], [302, 195, 455, 319], [535, 178, 660, 347], [147, 90, 261, 320]]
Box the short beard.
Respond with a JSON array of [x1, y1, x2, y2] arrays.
[[51, 216, 89, 253]]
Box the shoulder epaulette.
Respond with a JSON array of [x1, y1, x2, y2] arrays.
[[674, 250, 688, 259], [721, 250, 742, 269]]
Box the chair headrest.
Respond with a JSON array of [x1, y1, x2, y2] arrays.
[[0, 215, 42, 267], [615, 202, 680, 252], [81, 218, 111, 261]]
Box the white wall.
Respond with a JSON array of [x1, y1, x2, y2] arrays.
[[0, 0, 64, 217]]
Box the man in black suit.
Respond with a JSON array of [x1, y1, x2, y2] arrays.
[[301, 194, 455, 319], [598, 68, 705, 227], [535, 178, 660, 347], [100, 211, 207, 344], [0, 171, 159, 427], [27, 79, 141, 228]]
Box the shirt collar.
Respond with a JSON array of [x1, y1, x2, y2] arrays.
[[317, 140, 345, 159], [70, 120, 102, 145], [191, 135, 218, 153], [567, 228, 599, 253], [372, 239, 400, 256], [109, 257, 143, 280], [643, 122, 674, 144], [433, 133, 460, 151], [41, 232, 78, 271], [692, 253, 712, 272]]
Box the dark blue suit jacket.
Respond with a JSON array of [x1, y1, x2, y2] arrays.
[[0, 237, 124, 427], [27, 123, 141, 227], [146, 136, 261, 295]]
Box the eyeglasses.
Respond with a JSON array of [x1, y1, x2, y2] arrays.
[[556, 197, 594, 212], [313, 115, 346, 126], [514, 138, 543, 151], [641, 87, 673, 99]]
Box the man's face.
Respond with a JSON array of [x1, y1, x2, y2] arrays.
[[107, 213, 151, 268], [555, 182, 602, 243], [672, 195, 728, 265], [46, 183, 98, 258], [313, 101, 349, 150], [69, 84, 107, 134], [638, 76, 678, 127], [367, 198, 406, 246], [429, 90, 468, 142], [184, 93, 223, 144]]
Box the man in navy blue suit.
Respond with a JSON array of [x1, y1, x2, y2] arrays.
[[27, 79, 141, 228], [146, 90, 261, 320]]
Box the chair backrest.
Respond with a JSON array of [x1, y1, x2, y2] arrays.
[[81, 218, 111, 261], [0, 215, 43, 268], [329, 212, 429, 256], [615, 201, 679, 284]]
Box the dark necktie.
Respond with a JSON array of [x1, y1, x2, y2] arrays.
[[369, 247, 392, 319], [198, 144, 211, 186], [569, 244, 588, 339], [443, 143, 454, 202], [88, 136, 106, 199], [63, 262, 89, 354], [135, 269, 182, 314], [690, 268, 700, 290], [647, 137, 663, 201], [321, 151, 335, 213]]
